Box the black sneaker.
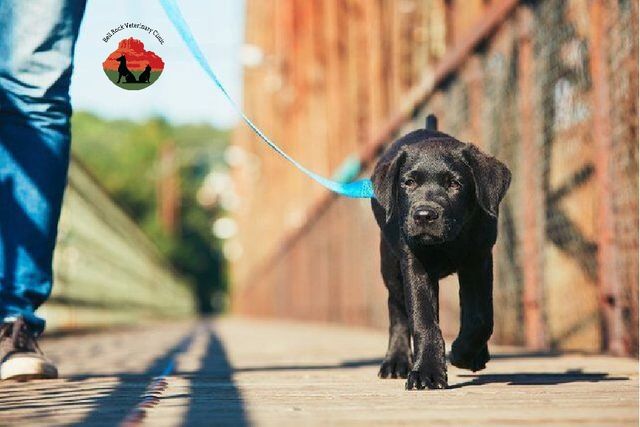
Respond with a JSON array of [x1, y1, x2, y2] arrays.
[[0, 316, 58, 381]]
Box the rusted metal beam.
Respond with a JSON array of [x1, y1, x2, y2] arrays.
[[360, 0, 521, 164], [517, 6, 547, 350], [588, 0, 626, 355]]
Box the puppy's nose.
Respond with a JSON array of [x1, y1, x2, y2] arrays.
[[414, 207, 439, 223]]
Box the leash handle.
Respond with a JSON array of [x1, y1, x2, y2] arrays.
[[159, 0, 375, 199]]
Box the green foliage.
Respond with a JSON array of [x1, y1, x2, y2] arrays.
[[71, 111, 229, 313], [103, 70, 163, 90]]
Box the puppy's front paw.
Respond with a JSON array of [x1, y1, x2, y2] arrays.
[[450, 341, 490, 372], [405, 365, 448, 390], [378, 353, 412, 379]]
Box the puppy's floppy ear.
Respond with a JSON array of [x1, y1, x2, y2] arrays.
[[372, 150, 406, 223], [462, 143, 511, 218]]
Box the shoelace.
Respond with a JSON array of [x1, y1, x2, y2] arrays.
[[0, 323, 11, 340]]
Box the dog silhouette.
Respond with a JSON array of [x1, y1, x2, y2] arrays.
[[116, 55, 137, 83], [138, 64, 152, 83]]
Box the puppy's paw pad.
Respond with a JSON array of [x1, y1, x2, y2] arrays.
[[405, 369, 448, 390], [405, 371, 425, 390], [378, 355, 411, 379], [450, 344, 489, 372], [473, 346, 490, 370]]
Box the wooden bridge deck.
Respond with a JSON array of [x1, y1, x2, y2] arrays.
[[0, 317, 637, 426]]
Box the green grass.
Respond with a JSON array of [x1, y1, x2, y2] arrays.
[[103, 69, 163, 90]]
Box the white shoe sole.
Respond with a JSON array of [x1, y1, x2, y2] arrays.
[[0, 356, 58, 381]]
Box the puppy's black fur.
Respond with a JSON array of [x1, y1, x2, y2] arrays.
[[371, 127, 511, 390]]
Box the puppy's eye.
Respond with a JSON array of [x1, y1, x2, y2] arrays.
[[449, 179, 462, 191], [403, 178, 417, 188]]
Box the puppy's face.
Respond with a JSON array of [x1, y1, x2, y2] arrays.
[[396, 143, 474, 245], [372, 131, 511, 247]]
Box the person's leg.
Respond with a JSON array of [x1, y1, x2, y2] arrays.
[[0, 0, 86, 334]]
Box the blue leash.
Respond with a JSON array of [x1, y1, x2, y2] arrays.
[[158, 0, 375, 199]]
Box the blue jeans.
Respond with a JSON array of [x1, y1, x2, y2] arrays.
[[0, 0, 86, 333]]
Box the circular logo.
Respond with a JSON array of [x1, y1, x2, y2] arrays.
[[102, 38, 164, 90]]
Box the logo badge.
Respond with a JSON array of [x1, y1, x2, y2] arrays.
[[103, 37, 164, 90]]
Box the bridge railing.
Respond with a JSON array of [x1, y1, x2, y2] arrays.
[[231, 0, 638, 355], [40, 158, 195, 330]]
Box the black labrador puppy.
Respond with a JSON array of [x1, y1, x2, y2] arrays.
[[371, 120, 511, 390]]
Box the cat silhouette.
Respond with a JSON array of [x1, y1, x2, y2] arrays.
[[138, 64, 152, 83]]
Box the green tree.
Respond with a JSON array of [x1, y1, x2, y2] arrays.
[[71, 111, 229, 313]]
